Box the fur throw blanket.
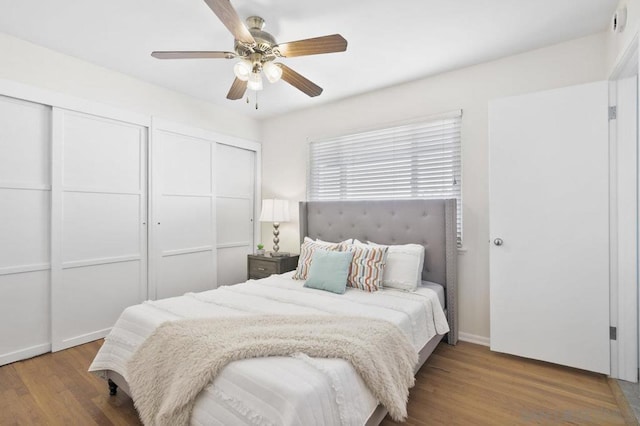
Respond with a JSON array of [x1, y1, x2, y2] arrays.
[[127, 315, 418, 425]]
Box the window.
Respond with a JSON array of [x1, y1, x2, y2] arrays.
[[308, 110, 462, 243]]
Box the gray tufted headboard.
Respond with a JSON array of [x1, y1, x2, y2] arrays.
[[299, 199, 458, 344]]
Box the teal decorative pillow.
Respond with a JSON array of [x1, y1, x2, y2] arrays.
[[304, 250, 354, 294]]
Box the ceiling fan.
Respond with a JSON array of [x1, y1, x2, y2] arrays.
[[151, 0, 348, 101]]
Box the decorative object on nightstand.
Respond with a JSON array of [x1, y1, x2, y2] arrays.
[[259, 199, 290, 257], [256, 243, 266, 256], [248, 254, 299, 280]]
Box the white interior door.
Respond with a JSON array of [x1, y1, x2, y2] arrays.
[[0, 96, 51, 365], [51, 108, 147, 351], [216, 143, 255, 286], [151, 125, 216, 299], [489, 81, 610, 374], [613, 75, 638, 381]]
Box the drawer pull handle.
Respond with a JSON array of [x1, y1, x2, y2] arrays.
[[257, 267, 266, 271]]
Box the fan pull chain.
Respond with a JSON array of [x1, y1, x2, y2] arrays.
[[255, 91, 259, 110]]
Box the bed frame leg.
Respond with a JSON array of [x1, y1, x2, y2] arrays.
[[108, 379, 118, 396]]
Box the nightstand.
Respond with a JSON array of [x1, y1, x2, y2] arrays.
[[247, 254, 299, 280]]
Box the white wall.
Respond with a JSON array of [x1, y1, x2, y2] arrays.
[[260, 32, 608, 341], [607, 0, 640, 73], [0, 33, 260, 140]]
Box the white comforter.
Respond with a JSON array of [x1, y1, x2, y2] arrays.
[[89, 272, 449, 426]]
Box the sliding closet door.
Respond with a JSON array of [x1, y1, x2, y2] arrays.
[[216, 143, 255, 286], [151, 124, 216, 299], [51, 109, 147, 351], [0, 96, 51, 365]]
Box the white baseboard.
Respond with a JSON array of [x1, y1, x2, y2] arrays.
[[52, 327, 111, 352], [0, 343, 51, 366], [458, 332, 490, 347]]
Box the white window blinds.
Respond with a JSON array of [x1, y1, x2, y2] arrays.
[[308, 111, 462, 242]]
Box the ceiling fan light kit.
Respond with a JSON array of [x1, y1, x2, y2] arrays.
[[247, 71, 263, 91], [262, 62, 283, 84], [233, 59, 252, 81], [150, 0, 347, 106]]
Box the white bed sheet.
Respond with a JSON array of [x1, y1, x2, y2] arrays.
[[89, 271, 449, 426], [421, 281, 445, 308]]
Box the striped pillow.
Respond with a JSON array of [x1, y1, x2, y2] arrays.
[[292, 237, 342, 280], [342, 244, 388, 292]]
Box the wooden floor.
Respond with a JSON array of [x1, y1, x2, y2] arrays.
[[0, 340, 636, 425]]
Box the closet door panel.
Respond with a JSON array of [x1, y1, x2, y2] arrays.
[[161, 135, 213, 194], [0, 96, 51, 366], [217, 247, 250, 285], [216, 144, 255, 286], [151, 127, 216, 299], [0, 271, 50, 365], [62, 114, 142, 190], [216, 198, 253, 245], [160, 196, 213, 250], [52, 109, 147, 351], [0, 190, 50, 268], [58, 262, 140, 339], [216, 144, 254, 196], [157, 252, 214, 299], [0, 97, 50, 185], [62, 192, 141, 262]]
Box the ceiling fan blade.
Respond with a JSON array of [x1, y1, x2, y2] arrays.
[[203, 0, 255, 46], [227, 77, 247, 100], [275, 34, 347, 58], [277, 64, 323, 97], [151, 51, 236, 59]]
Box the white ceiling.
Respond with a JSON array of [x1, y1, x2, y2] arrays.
[[0, 0, 618, 119]]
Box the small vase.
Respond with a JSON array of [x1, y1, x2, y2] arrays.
[[256, 249, 266, 256]]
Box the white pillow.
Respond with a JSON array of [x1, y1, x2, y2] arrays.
[[367, 241, 424, 291], [316, 238, 353, 245]]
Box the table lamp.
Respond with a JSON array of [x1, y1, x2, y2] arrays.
[[259, 199, 290, 257]]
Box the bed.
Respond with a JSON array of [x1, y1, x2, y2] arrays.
[[89, 199, 458, 425]]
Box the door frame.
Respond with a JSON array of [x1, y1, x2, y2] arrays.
[[608, 33, 639, 382]]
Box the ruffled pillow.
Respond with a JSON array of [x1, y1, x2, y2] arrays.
[[368, 242, 424, 291]]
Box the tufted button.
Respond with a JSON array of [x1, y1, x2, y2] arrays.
[[339, 211, 343, 215], [391, 211, 396, 216]]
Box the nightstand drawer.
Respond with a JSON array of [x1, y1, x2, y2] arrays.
[[249, 259, 278, 278], [247, 254, 300, 280]]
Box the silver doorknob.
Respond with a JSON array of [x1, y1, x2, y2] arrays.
[[494, 238, 503, 246]]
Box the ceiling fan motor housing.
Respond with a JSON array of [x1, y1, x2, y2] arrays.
[[235, 16, 277, 60]]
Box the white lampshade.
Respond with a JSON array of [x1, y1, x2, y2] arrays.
[[247, 72, 263, 91], [259, 199, 290, 223], [263, 61, 283, 83], [233, 59, 252, 81]]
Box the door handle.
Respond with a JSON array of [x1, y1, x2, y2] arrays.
[[493, 238, 504, 246]]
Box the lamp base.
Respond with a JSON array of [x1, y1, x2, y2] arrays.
[[270, 252, 290, 257]]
